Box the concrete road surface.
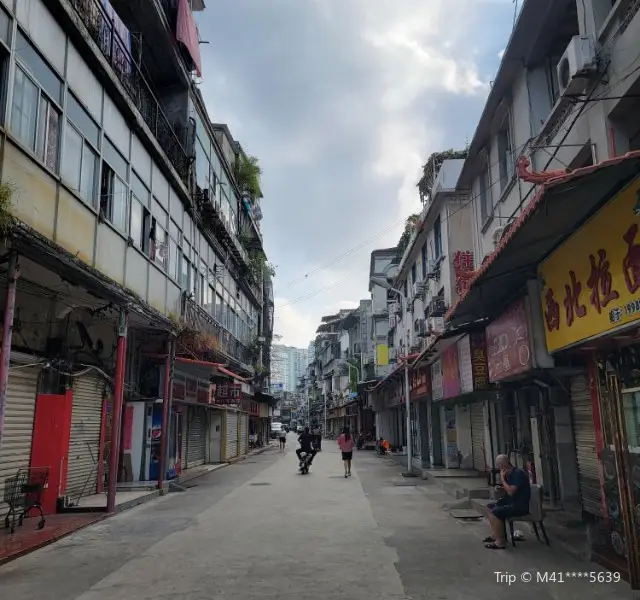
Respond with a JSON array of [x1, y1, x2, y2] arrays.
[[0, 435, 636, 600]]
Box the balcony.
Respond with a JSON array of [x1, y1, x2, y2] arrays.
[[69, 0, 191, 184], [181, 292, 253, 370]]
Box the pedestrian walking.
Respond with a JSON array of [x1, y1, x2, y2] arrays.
[[337, 426, 355, 478], [279, 426, 287, 452]]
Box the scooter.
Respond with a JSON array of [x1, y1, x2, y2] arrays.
[[298, 451, 313, 475]]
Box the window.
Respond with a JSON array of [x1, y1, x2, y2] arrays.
[[169, 238, 179, 280], [180, 256, 190, 290], [434, 216, 442, 259], [215, 293, 223, 322], [11, 32, 62, 171], [100, 164, 128, 232], [411, 263, 417, 284], [150, 219, 167, 269], [498, 122, 514, 191], [421, 244, 427, 278], [130, 197, 150, 252], [479, 166, 492, 223], [61, 121, 97, 204]]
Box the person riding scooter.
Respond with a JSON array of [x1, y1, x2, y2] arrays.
[[296, 427, 317, 465]]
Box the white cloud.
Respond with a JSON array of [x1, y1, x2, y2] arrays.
[[498, 48, 505, 59], [272, 300, 318, 348]]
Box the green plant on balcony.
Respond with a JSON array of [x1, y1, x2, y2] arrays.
[[235, 154, 262, 198], [247, 251, 275, 283], [168, 312, 219, 355]]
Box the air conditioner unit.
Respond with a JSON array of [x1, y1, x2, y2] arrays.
[[414, 318, 427, 337], [425, 260, 440, 280], [557, 36, 597, 97], [388, 347, 397, 361], [414, 278, 426, 296], [389, 301, 401, 315], [491, 226, 506, 248], [388, 314, 397, 329]]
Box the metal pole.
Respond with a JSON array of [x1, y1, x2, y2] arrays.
[[107, 309, 128, 513], [158, 338, 175, 491], [404, 358, 413, 475], [0, 251, 19, 451]]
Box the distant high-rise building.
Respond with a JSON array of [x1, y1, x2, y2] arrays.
[[307, 341, 315, 366], [271, 345, 308, 392]]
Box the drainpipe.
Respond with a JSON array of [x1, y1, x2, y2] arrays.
[[158, 337, 175, 491], [0, 251, 20, 451], [107, 309, 128, 513]]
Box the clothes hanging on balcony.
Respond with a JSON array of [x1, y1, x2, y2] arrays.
[[101, 0, 131, 52], [176, 0, 202, 77]]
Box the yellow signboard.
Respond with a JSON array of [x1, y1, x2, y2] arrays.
[[376, 343, 389, 367], [539, 176, 640, 352]]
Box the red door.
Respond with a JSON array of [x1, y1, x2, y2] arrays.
[[30, 391, 73, 514]]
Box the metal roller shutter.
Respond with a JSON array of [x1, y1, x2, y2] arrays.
[[186, 407, 206, 467], [0, 366, 39, 514], [239, 413, 248, 456], [471, 402, 486, 471], [181, 412, 187, 470], [225, 412, 238, 460], [66, 375, 105, 501], [570, 375, 603, 516]]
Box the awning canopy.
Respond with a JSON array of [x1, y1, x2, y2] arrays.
[[255, 391, 277, 406], [446, 151, 640, 330], [412, 334, 463, 368], [367, 353, 418, 391]]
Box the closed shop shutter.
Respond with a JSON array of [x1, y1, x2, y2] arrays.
[[66, 375, 105, 501], [181, 411, 187, 470], [186, 407, 206, 468], [0, 366, 40, 514], [440, 406, 446, 466], [239, 413, 248, 456], [471, 402, 486, 471], [225, 412, 238, 460], [570, 375, 602, 516]]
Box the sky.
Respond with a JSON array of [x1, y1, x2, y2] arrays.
[[197, 0, 517, 348]]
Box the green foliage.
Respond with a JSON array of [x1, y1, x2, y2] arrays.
[[417, 148, 468, 204], [396, 213, 420, 254], [235, 155, 262, 198], [0, 182, 16, 238], [248, 251, 275, 283]]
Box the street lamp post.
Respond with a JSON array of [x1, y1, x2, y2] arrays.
[[370, 276, 414, 477]]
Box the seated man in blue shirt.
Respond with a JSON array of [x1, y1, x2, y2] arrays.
[[484, 454, 531, 549]]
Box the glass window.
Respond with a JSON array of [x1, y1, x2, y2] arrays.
[[215, 293, 223, 322], [434, 216, 442, 259], [622, 391, 640, 450], [131, 171, 150, 207], [180, 256, 190, 290], [100, 164, 128, 232], [61, 124, 82, 190], [67, 93, 99, 146], [0, 6, 10, 46], [36, 95, 59, 171], [130, 197, 150, 252], [80, 144, 97, 204], [152, 220, 167, 269], [196, 139, 210, 192], [11, 67, 38, 149], [169, 238, 179, 280], [103, 137, 128, 180], [15, 30, 62, 103]]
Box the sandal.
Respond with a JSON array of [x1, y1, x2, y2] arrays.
[[484, 542, 506, 550], [483, 536, 495, 543]]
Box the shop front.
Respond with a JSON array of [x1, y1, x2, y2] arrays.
[[538, 176, 640, 587], [409, 365, 430, 467]]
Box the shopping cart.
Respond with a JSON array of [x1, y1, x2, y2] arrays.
[[3, 467, 49, 534]]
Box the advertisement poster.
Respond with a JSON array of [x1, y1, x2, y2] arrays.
[[148, 404, 163, 481]]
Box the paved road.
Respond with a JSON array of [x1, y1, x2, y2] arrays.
[[0, 434, 636, 599]]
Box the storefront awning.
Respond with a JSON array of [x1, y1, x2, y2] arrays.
[[446, 151, 640, 330], [255, 391, 277, 406], [411, 333, 463, 368], [366, 353, 418, 391], [173, 356, 248, 382]]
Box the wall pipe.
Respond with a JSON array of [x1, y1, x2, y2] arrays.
[[158, 338, 175, 491]]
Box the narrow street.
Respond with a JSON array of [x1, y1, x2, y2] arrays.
[[0, 438, 634, 600]]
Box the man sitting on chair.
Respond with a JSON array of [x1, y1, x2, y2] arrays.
[[484, 454, 530, 550]]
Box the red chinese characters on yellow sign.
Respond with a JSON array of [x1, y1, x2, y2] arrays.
[[453, 250, 475, 296], [539, 179, 640, 353]]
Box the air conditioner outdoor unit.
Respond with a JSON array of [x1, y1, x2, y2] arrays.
[[414, 318, 427, 337], [425, 260, 439, 280], [388, 314, 397, 329], [557, 36, 596, 97]]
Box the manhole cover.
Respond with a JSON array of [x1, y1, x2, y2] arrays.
[[250, 482, 271, 486]]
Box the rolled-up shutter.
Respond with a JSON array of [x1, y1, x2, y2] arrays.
[[186, 407, 206, 467], [570, 375, 602, 516], [66, 375, 105, 501], [471, 403, 486, 471], [239, 413, 248, 455], [0, 366, 39, 514], [181, 412, 187, 469], [225, 412, 238, 460]]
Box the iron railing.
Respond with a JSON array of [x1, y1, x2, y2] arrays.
[[70, 0, 191, 183]]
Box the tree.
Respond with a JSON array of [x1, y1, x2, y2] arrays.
[[396, 213, 421, 254], [417, 148, 468, 205]]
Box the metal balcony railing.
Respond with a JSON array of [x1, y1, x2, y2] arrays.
[[70, 0, 190, 184]]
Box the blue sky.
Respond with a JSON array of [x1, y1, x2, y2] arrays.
[[197, 0, 516, 347]]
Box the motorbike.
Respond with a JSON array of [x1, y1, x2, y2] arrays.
[[298, 450, 313, 475]]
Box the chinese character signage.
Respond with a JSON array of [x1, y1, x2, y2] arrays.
[[486, 298, 532, 382], [539, 179, 640, 352], [410, 366, 431, 400], [458, 332, 489, 393], [442, 344, 461, 398], [453, 250, 475, 296], [215, 383, 242, 405], [431, 359, 443, 401]]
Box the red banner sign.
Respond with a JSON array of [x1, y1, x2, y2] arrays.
[[442, 344, 461, 398], [486, 298, 532, 382], [453, 250, 475, 296], [215, 383, 242, 406], [410, 366, 431, 400]]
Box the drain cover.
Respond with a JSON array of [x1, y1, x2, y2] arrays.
[[250, 482, 271, 486]]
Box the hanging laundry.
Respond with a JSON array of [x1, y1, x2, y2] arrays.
[[176, 0, 202, 77]]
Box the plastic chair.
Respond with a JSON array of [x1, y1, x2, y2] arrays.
[[506, 484, 550, 547]]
